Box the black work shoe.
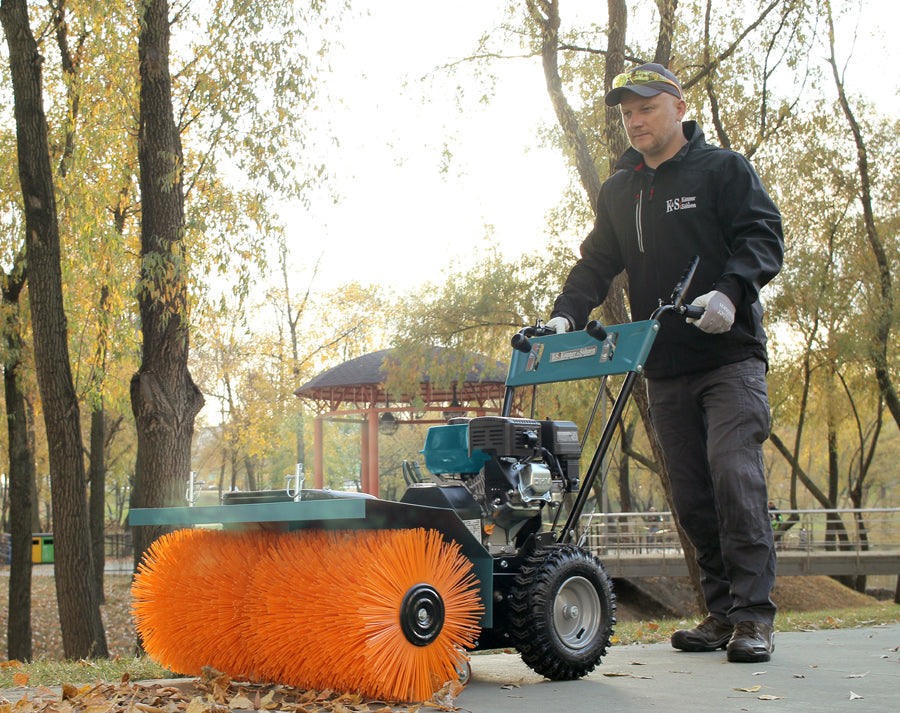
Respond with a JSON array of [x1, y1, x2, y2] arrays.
[[671, 615, 734, 652], [726, 621, 775, 663]]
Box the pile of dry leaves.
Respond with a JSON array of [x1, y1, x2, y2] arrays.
[[0, 667, 465, 713]]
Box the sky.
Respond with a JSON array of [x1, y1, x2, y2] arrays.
[[281, 0, 899, 295]]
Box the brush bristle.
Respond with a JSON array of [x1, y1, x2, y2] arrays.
[[132, 527, 483, 701], [132, 528, 279, 677]]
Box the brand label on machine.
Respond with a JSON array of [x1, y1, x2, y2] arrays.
[[550, 345, 598, 363]]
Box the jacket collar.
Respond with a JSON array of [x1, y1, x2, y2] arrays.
[[615, 121, 705, 172]]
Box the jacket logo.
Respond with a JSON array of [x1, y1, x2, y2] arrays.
[[666, 196, 697, 212]]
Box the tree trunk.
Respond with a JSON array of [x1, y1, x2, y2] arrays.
[[826, 4, 900, 433], [5, 353, 34, 661], [3, 258, 33, 661], [90, 406, 107, 604], [130, 0, 205, 571], [0, 0, 108, 659]]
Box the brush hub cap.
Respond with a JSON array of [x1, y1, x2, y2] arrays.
[[400, 584, 445, 646]]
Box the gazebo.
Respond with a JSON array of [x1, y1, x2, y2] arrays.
[[295, 347, 508, 495]]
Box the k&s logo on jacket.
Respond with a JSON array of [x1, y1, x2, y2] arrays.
[[666, 195, 697, 212]]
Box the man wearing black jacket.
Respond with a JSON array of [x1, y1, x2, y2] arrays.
[[548, 64, 783, 663]]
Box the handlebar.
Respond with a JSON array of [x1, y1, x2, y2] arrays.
[[512, 319, 609, 353], [513, 257, 706, 350]]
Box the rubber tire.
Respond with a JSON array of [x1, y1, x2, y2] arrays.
[[508, 544, 616, 680]]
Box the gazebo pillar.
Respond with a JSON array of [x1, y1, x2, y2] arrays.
[[314, 416, 324, 488], [360, 417, 370, 493], [367, 409, 380, 496]]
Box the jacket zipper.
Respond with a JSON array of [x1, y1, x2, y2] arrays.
[[635, 189, 644, 253]]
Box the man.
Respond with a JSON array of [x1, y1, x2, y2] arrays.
[[547, 63, 783, 663]]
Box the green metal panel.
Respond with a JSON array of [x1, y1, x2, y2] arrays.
[[129, 498, 369, 528], [505, 320, 660, 387]]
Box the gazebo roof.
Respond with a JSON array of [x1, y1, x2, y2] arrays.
[[295, 347, 508, 412]]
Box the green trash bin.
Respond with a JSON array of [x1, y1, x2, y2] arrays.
[[31, 533, 54, 564]]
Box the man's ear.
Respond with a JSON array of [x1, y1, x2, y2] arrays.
[[675, 98, 687, 120]]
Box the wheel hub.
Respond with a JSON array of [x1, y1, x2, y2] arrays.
[[400, 584, 445, 646], [553, 575, 601, 650]]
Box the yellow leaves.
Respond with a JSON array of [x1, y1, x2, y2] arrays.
[[1, 661, 29, 689], [733, 684, 784, 701]]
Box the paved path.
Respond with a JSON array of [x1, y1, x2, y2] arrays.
[[462, 624, 900, 712], [2, 625, 898, 712]]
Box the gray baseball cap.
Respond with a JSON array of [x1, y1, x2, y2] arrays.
[[605, 63, 684, 106]]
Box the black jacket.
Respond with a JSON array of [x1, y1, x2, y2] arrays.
[[551, 121, 783, 378]]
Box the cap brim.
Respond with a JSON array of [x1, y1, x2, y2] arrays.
[[605, 83, 681, 107]]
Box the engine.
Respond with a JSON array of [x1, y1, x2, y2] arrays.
[[414, 415, 581, 555]]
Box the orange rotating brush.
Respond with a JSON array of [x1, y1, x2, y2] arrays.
[[132, 527, 483, 702], [132, 528, 279, 677]]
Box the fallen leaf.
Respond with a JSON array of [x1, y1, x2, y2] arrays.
[[226, 695, 254, 710], [12, 673, 29, 687], [601, 672, 652, 679], [751, 671, 768, 676], [258, 691, 276, 710], [845, 672, 868, 679], [84, 703, 115, 713], [758, 694, 783, 700], [792, 674, 806, 679], [135, 703, 167, 713], [734, 685, 761, 693], [184, 697, 210, 713], [849, 692, 864, 700], [0, 661, 23, 670]]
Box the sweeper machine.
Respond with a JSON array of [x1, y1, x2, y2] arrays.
[[129, 260, 705, 703]]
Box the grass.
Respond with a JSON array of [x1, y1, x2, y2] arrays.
[[610, 602, 900, 645], [0, 656, 173, 689], [3, 603, 898, 690]]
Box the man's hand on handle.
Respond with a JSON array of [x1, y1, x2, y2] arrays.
[[687, 291, 735, 334]]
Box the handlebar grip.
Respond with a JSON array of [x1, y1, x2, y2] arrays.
[[682, 305, 705, 320], [511, 332, 532, 353], [585, 320, 607, 341]]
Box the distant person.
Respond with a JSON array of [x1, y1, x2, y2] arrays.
[[546, 63, 783, 663], [768, 500, 783, 523], [646, 506, 663, 546]]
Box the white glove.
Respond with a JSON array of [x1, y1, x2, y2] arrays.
[[546, 316, 570, 334], [687, 291, 735, 334]]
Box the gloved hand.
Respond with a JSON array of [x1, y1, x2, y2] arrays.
[[546, 316, 570, 334], [687, 291, 735, 334]]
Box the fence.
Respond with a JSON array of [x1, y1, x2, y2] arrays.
[[579, 508, 900, 578]]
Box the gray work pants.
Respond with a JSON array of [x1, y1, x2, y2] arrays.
[[647, 357, 777, 625]]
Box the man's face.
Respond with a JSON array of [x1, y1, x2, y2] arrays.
[[618, 92, 686, 167]]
